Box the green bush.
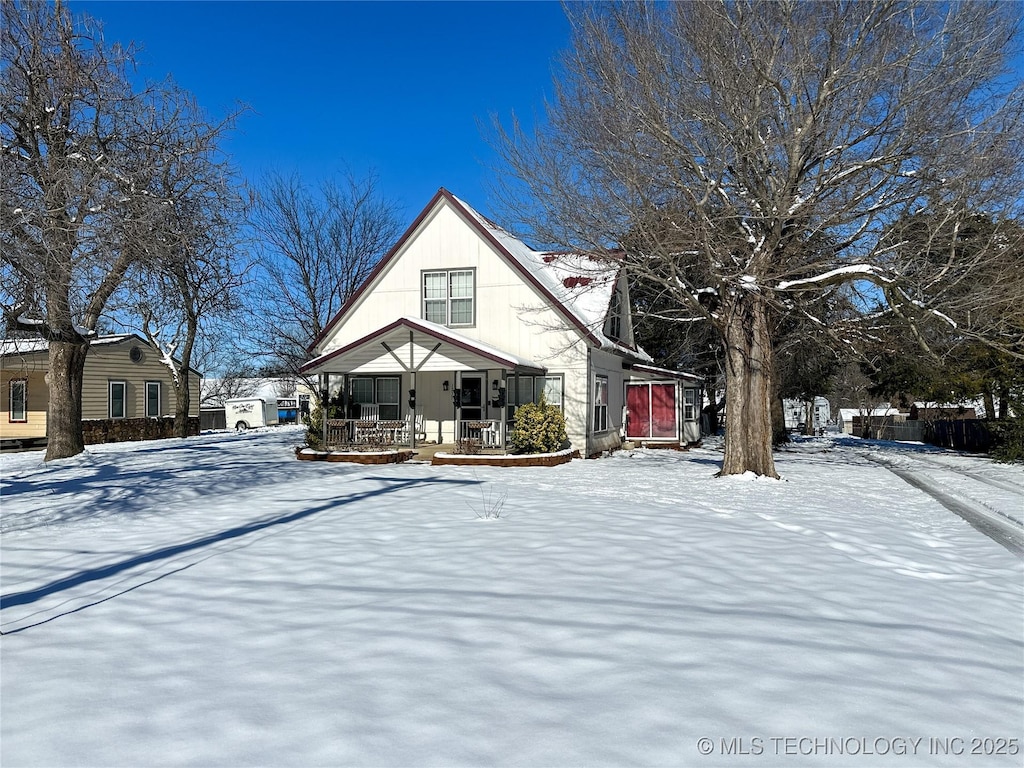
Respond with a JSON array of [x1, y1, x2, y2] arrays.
[[304, 402, 324, 450], [508, 393, 567, 454], [990, 417, 1024, 464]]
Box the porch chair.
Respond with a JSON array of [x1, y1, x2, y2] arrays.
[[481, 420, 501, 449], [353, 403, 381, 444], [396, 413, 426, 444]]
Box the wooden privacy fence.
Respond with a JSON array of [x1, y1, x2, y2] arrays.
[[852, 416, 995, 452], [925, 419, 994, 452]]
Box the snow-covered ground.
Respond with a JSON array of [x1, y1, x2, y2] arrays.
[[2, 427, 1022, 767]]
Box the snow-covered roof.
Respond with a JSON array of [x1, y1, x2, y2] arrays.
[[0, 334, 136, 357], [201, 377, 297, 404], [452, 195, 651, 362], [838, 406, 900, 420], [629, 363, 703, 383], [302, 316, 547, 376]]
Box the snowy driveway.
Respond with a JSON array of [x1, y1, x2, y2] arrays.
[[2, 428, 1022, 767]]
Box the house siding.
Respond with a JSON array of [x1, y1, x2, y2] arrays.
[[0, 364, 49, 440], [0, 337, 200, 442], [589, 347, 629, 455], [320, 201, 587, 369], [314, 200, 603, 453], [308, 192, 701, 455]]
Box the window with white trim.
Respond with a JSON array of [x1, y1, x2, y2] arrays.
[[109, 381, 127, 419], [684, 388, 697, 421], [146, 381, 161, 418], [594, 375, 609, 432], [375, 377, 400, 420], [606, 287, 622, 340], [423, 269, 474, 327], [510, 375, 563, 409], [352, 376, 401, 420], [9, 379, 27, 422]]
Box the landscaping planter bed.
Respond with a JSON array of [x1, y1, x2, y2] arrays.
[[296, 448, 416, 465], [431, 449, 576, 467]]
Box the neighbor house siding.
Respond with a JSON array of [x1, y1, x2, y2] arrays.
[[0, 366, 49, 440], [81, 340, 199, 420], [1, 337, 201, 443]]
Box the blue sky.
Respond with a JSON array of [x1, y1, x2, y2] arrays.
[[71, 1, 572, 223]]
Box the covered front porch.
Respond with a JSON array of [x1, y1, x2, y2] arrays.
[[300, 317, 547, 454]]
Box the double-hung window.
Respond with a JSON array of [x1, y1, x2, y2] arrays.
[[146, 382, 162, 418], [594, 375, 609, 432], [352, 376, 401, 420], [374, 377, 400, 420], [684, 388, 697, 421], [109, 381, 127, 419], [510, 375, 563, 409], [9, 379, 27, 422], [423, 269, 474, 327]]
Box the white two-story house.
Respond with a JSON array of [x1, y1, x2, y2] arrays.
[[300, 189, 701, 456]]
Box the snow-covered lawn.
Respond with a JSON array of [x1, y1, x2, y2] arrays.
[[2, 427, 1021, 767]]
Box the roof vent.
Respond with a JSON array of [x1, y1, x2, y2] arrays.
[[129, 346, 144, 363]]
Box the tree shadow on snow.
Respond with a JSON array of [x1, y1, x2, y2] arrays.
[[0, 442, 364, 533], [0, 473, 474, 632]]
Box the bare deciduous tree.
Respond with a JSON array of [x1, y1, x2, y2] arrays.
[[492, 0, 1023, 477], [1, 0, 242, 459], [117, 155, 250, 437], [245, 170, 403, 386]]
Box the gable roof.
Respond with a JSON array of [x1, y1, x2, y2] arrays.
[[309, 188, 651, 362], [1, 333, 138, 357], [300, 316, 546, 376]]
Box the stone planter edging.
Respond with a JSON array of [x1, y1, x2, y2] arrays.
[[296, 448, 415, 465], [431, 450, 577, 467]]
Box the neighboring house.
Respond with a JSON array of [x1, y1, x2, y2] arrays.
[[1, 334, 200, 445], [783, 396, 831, 432], [301, 189, 702, 455], [838, 404, 901, 435]]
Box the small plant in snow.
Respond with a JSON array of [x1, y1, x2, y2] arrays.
[[470, 472, 509, 519]]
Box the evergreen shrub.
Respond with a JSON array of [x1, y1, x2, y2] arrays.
[[990, 417, 1024, 464], [508, 393, 567, 454], [304, 402, 324, 450]]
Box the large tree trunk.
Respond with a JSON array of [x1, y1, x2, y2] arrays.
[[720, 295, 779, 478], [983, 388, 996, 421], [174, 370, 191, 438], [45, 340, 89, 461], [772, 396, 789, 445]]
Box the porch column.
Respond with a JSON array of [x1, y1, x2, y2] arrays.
[[410, 370, 417, 450], [409, 331, 416, 450], [319, 373, 328, 448]]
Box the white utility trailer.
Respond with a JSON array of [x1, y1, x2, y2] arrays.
[[225, 397, 280, 431]]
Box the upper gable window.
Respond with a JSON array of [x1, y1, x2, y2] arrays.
[[606, 287, 623, 341], [423, 269, 474, 327]]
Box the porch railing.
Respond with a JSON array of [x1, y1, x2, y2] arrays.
[[326, 418, 411, 450], [457, 419, 502, 452]]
